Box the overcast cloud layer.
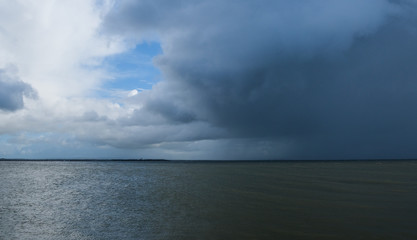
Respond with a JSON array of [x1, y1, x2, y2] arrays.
[[1, 0, 417, 159]]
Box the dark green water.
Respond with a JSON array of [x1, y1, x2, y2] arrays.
[[1, 161, 417, 239]]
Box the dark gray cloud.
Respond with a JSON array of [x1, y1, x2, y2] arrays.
[[0, 68, 37, 112], [103, 0, 417, 159]]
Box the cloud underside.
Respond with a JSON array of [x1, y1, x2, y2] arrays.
[[0, 69, 37, 111], [100, 0, 417, 159]]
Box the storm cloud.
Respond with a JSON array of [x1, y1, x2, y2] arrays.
[[2, 1, 416, 159], [0, 68, 37, 112], [101, 0, 417, 159]]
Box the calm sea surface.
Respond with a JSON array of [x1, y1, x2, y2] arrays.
[[1, 160, 417, 239]]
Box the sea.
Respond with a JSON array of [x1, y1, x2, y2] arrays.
[[1, 160, 417, 240]]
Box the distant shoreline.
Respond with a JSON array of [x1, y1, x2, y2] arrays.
[[0, 158, 168, 162], [1, 158, 417, 163]]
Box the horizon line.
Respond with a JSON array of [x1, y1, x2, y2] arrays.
[[1, 158, 417, 162]]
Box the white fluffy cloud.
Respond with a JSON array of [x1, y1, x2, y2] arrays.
[[0, 0, 126, 99], [0, 0, 129, 157]]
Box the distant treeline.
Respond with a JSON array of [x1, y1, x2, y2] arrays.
[[1, 158, 417, 163], [0, 158, 168, 162]]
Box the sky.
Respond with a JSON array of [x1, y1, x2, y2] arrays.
[[1, 0, 417, 160]]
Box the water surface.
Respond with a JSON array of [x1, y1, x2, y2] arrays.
[[1, 160, 417, 239]]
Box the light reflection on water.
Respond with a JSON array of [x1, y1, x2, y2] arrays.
[[1, 161, 417, 239]]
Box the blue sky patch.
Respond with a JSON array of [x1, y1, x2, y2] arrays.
[[103, 41, 162, 92]]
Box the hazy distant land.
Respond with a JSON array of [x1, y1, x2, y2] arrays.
[[1, 158, 417, 162]]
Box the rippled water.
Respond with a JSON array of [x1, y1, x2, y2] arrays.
[[1, 160, 417, 239]]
